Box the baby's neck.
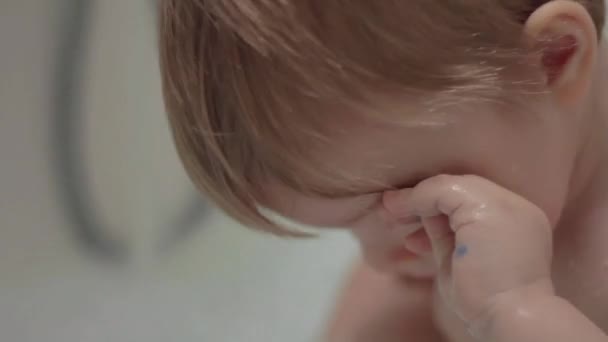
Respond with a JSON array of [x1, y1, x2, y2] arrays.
[[559, 41, 608, 228]]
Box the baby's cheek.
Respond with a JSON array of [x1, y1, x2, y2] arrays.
[[510, 176, 567, 229]]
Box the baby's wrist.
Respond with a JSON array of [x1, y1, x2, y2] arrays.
[[468, 278, 556, 340]]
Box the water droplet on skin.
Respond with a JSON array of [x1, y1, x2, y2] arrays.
[[451, 184, 464, 192], [471, 204, 488, 220]]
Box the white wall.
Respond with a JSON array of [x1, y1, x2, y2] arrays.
[[0, 1, 357, 341]]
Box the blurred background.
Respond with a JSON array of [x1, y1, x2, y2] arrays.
[[0, 1, 358, 341]]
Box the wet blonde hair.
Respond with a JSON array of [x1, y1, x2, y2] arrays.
[[159, 0, 605, 233]]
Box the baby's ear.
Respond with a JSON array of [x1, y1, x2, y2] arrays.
[[524, 0, 598, 106]]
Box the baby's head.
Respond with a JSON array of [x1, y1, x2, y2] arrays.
[[159, 0, 605, 236]]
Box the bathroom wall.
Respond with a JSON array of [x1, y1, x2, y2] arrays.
[[0, 1, 358, 341]]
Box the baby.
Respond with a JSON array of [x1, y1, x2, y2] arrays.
[[159, 0, 608, 341]]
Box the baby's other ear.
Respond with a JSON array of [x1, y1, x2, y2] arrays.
[[524, 0, 599, 107]]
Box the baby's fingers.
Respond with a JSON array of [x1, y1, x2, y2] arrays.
[[383, 175, 493, 232], [383, 175, 554, 324], [421, 215, 453, 267]]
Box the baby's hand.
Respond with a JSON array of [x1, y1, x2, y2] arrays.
[[383, 175, 554, 334]]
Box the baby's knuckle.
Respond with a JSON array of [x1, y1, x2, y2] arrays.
[[422, 174, 462, 190], [452, 203, 487, 229]]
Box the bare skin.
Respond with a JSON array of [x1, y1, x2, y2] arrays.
[[384, 175, 608, 342], [264, 2, 608, 341], [328, 172, 608, 342], [326, 263, 466, 342], [326, 262, 442, 342]]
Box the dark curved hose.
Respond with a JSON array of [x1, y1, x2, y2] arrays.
[[51, 0, 127, 262], [51, 0, 208, 263]]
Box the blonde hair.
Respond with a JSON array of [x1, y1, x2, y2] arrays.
[[159, 0, 605, 233]]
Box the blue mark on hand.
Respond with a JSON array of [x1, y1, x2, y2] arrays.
[[455, 245, 468, 258]]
